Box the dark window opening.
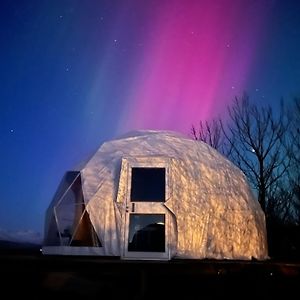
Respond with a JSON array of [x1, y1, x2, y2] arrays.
[[130, 167, 165, 202], [128, 214, 165, 252]]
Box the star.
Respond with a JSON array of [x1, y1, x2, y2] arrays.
[[10, 129, 14, 133]]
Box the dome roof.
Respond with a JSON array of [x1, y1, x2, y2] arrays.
[[83, 130, 260, 211], [44, 130, 268, 260]]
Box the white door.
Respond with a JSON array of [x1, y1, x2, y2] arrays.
[[123, 166, 170, 260]]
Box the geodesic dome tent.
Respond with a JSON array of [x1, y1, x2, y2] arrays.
[[43, 130, 268, 260]]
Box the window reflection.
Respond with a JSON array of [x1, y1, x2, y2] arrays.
[[128, 214, 165, 252], [44, 171, 101, 247]]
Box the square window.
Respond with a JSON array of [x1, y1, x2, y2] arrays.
[[128, 214, 165, 252], [130, 168, 165, 202]]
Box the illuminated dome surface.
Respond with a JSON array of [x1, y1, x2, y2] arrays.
[[44, 130, 268, 260]]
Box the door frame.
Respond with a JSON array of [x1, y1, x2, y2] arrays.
[[119, 156, 171, 260]]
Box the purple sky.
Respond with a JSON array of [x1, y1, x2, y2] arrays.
[[0, 0, 299, 237]]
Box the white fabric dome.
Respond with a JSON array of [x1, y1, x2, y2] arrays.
[[79, 130, 268, 260]]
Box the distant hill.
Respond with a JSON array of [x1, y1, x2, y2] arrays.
[[0, 239, 40, 249], [0, 239, 41, 255], [0, 228, 42, 254], [0, 228, 42, 244]]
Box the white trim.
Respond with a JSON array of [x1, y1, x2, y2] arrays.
[[122, 156, 171, 202], [119, 156, 172, 260]]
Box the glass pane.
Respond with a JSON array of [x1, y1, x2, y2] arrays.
[[128, 214, 165, 252], [131, 168, 165, 202], [44, 171, 81, 246], [71, 210, 102, 247], [55, 203, 83, 246]]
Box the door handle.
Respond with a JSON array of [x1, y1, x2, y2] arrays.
[[132, 203, 135, 212]]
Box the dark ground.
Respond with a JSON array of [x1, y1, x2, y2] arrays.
[[0, 246, 299, 300]]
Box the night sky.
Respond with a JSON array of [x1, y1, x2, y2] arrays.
[[0, 0, 300, 238]]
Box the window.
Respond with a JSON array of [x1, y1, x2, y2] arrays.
[[130, 167, 165, 202], [128, 214, 165, 252]]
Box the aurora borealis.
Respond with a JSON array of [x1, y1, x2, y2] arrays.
[[0, 0, 299, 235]]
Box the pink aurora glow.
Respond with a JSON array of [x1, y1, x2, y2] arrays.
[[119, 0, 268, 134]]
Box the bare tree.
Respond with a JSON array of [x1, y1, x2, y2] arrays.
[[191, 119, 226, 153], [290, 98, 300, 165], [287, 98, 300, 223], [221, 94, 291, 213], [267, 180, 296, 224]]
